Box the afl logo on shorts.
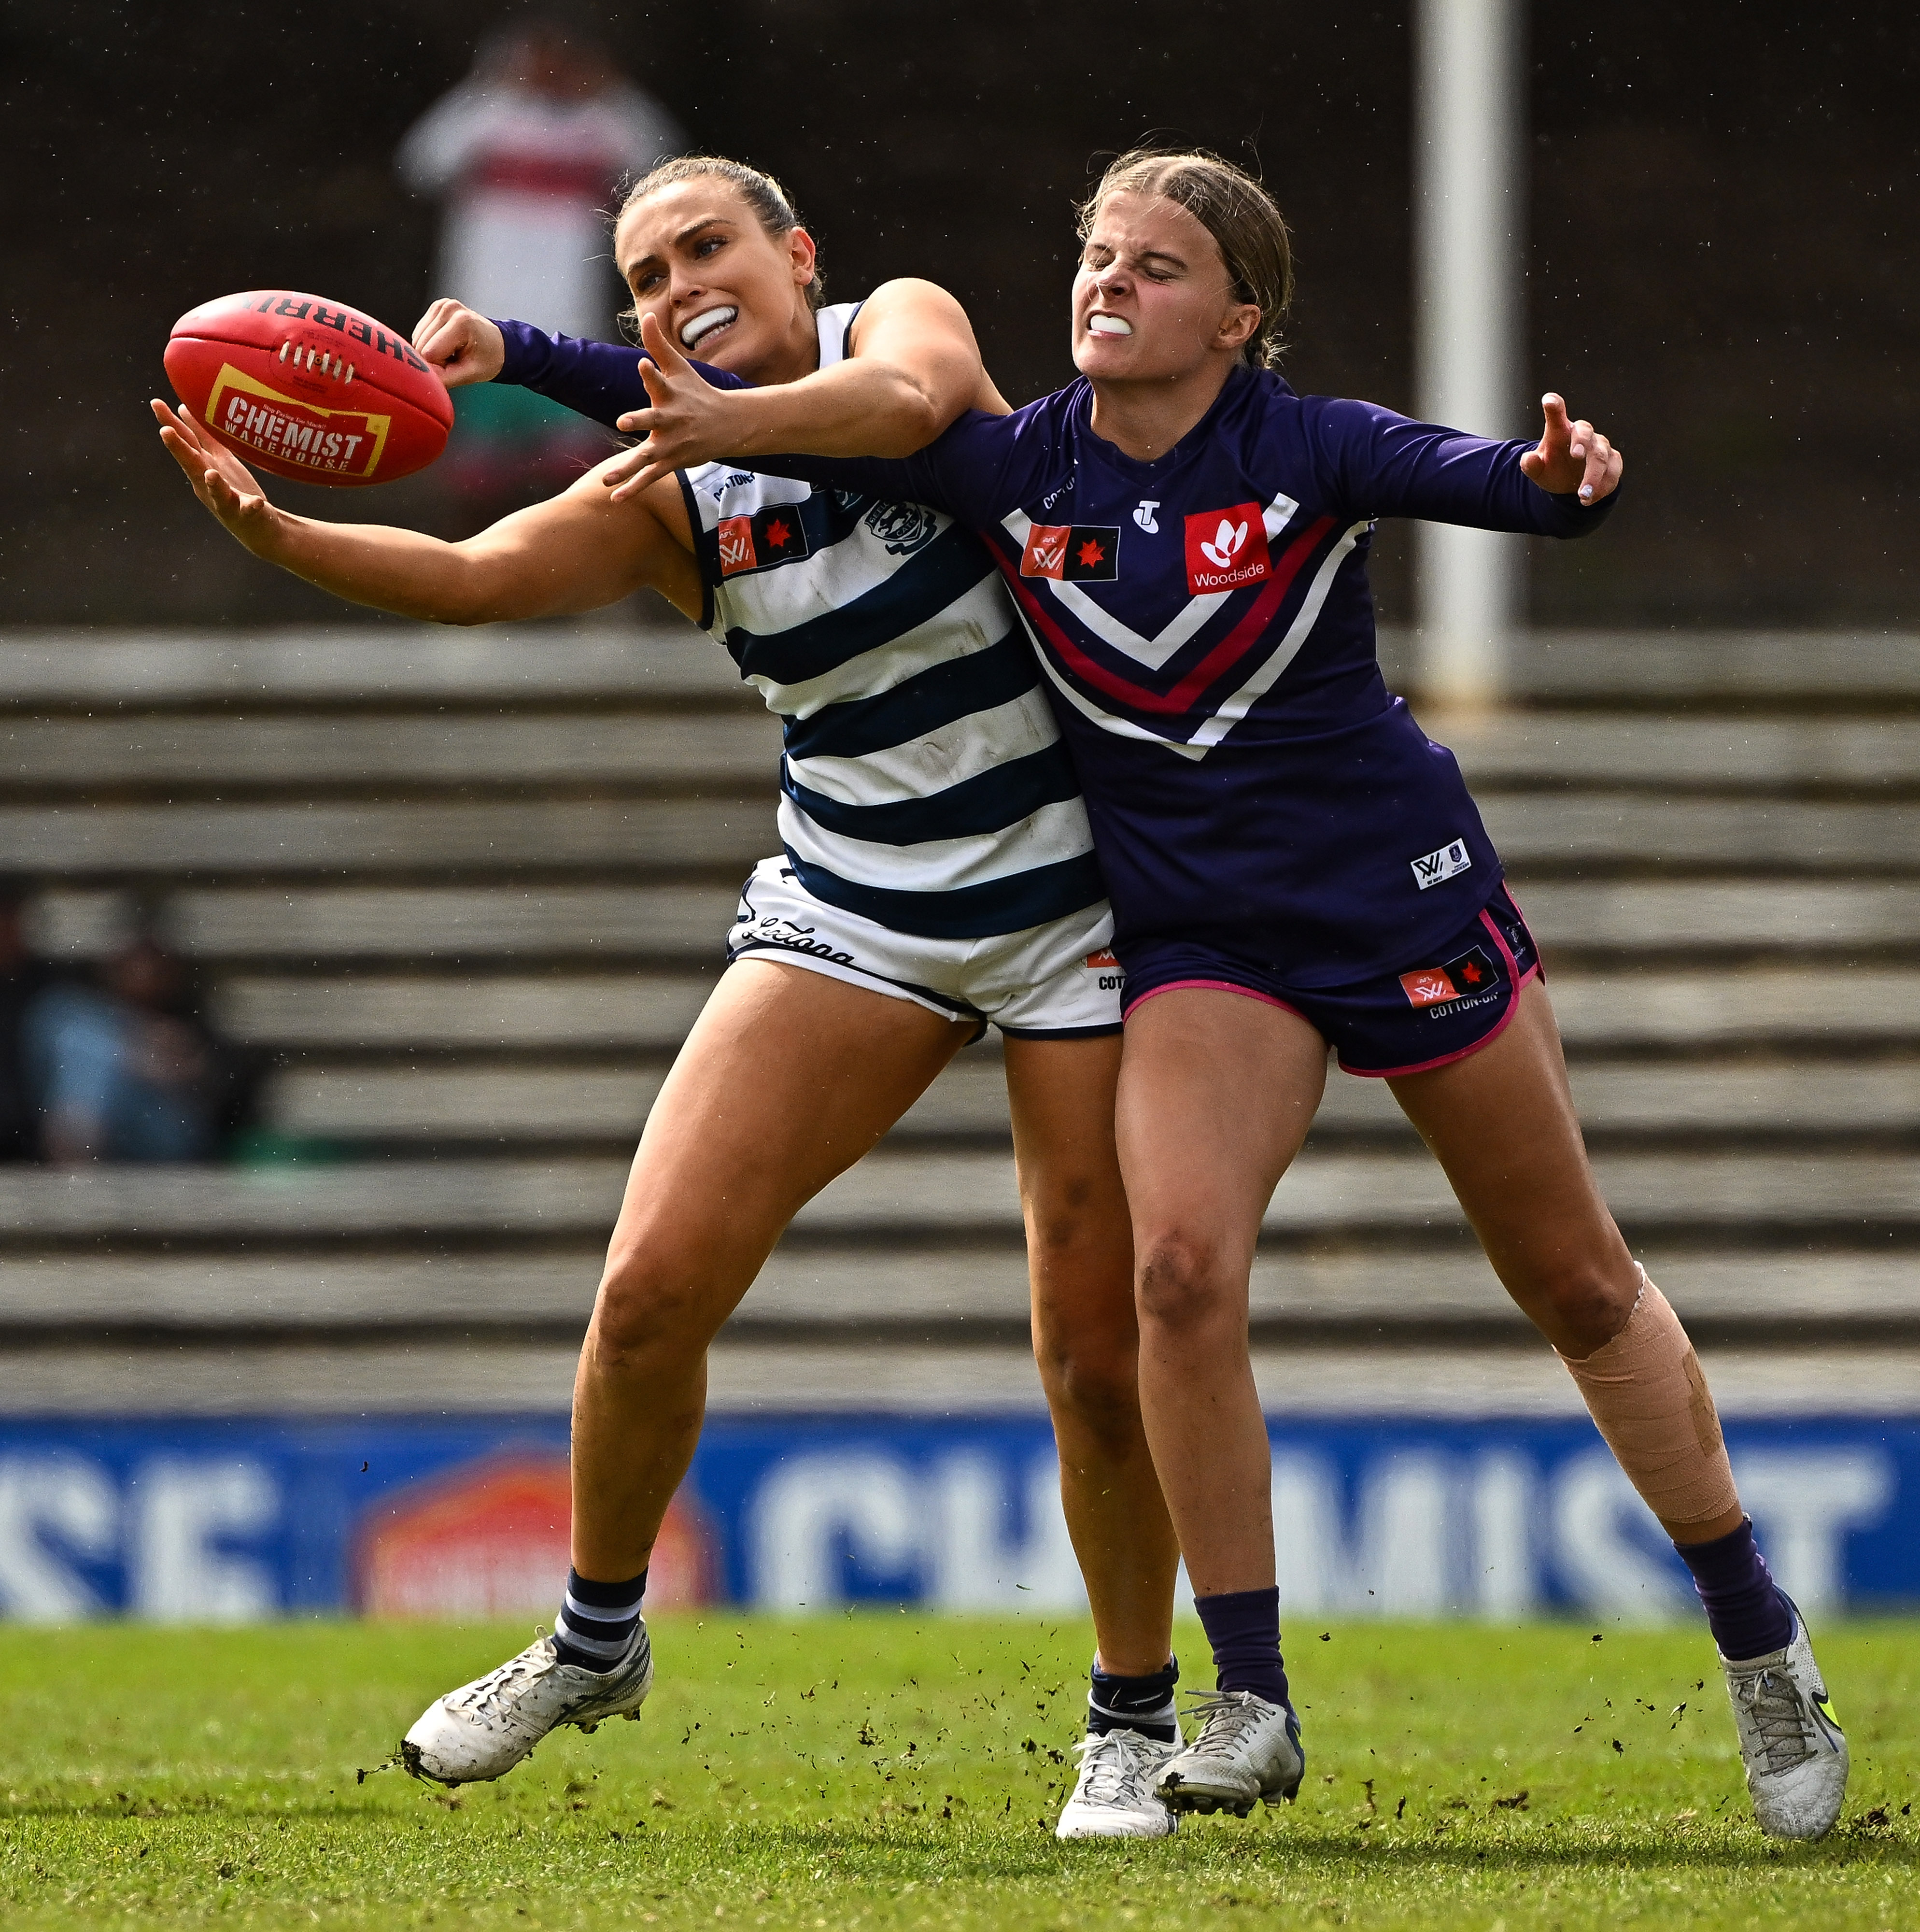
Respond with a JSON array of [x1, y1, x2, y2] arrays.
[[1185, 503, 1271, 593], [1084, 946, 1124, 992]]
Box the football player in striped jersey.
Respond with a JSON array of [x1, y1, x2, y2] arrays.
[[155, 156, 1187, 1838]]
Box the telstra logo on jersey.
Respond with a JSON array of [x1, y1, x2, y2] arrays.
[[1185, 503, 1271, 592]]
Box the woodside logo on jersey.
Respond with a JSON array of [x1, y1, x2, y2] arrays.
[[1185, 503, 1272, 593]]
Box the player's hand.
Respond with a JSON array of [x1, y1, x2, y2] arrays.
[[412, 299, 506, 388], [150, 399, 282, 552], [602, 311, 750, 501], [1519, 393, 1622, 506]]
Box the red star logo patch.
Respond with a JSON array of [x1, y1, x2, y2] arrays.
[[765, 517, 792, 550], [1075, 536, 1106, 570]]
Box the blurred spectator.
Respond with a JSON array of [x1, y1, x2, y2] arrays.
[[398, 13, 681, 524], [24, 924, 259, 1164], [0, 879, 57, 1162]]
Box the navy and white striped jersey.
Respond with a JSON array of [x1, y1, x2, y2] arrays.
[[495, 303, 1105, 941]]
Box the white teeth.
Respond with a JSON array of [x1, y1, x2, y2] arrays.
[[1088, 314, 1132, 337], [680, 306, 738, 349]]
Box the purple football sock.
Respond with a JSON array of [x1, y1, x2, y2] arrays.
[[1194, 1586, 1290, 1705], [1674, 1518, 1793, 1661]]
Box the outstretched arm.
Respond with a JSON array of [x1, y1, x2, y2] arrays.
[[603, 278, 1003, 499], [412, 300, 748, 426], [151, 398, 702, 625], [1315, 391, 1623, 536]]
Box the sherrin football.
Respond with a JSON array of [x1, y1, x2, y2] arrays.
[[164, 291, 454, 486]]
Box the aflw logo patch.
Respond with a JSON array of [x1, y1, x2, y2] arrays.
[[717, 506, 812, 578], [1020, 523, 1119, 581], [1185, 503, 1271, 593], [1410, 838, 1472, 891], [1400, 944, 1500, 1009]]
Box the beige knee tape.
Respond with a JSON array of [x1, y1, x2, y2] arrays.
[[1556, 1272, 1738, 1528]]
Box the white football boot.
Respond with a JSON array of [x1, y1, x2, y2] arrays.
[[1721, 1596, 1848, 1841], [1154, 1690, 1304, 1817], [1056, 1728, 1181, 1839], [401, 1625, 653, 1786]]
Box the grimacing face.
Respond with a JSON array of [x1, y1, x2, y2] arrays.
[[614, 179, 817, 379], [1071, 189, 1259, 384]]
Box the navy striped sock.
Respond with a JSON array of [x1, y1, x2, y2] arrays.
[[552, 1567, 647, 1672], [1088, 1654, 1179, 1743]]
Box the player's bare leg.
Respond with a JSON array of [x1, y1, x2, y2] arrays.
[[570, 960, 969, 1574], [1007, 1033, 1185, 1836], [1390, 978, 1847, 1839], [1113, 989, 1327, 1813], [404, 961, 967, 1784]]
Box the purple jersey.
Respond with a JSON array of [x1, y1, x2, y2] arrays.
[[764, 367, 1613, 984], [492, 334, 1613, 985]]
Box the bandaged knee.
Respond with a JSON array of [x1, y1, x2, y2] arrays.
[[1557, 1270, 1738, 1529]]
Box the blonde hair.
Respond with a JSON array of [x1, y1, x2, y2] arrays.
[[1079, 149, 1293, 367], [614, 155, 824, 318]]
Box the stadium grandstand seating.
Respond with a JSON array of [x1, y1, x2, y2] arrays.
[[3, 619, 1918, 1418]]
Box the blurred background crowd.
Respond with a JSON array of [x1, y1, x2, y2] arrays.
[[2, 2, 1911, 629]]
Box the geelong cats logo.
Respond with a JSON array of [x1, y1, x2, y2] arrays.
[[864, 501, 940, 556]]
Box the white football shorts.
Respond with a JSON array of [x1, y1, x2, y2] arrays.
[[725, 856, 1123, 1038]]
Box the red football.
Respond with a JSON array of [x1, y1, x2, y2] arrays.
[[164, 291, 454, 486]]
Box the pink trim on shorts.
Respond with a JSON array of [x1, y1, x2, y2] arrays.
[[1122, 977, 1309, 1024], [1340, 906, 1539, 1080]]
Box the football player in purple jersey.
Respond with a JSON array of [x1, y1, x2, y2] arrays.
[[602, 149, 1847, 1841]]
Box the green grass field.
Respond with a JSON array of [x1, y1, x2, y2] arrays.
[[2, 1615, 1914, 1930]]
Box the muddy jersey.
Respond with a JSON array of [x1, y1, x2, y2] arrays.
[[495, 306, 1105, 941]]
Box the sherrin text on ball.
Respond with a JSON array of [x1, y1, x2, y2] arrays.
[[164, 290, 453, 485]]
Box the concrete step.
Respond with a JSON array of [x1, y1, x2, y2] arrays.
[[1, 712, 780, 791], [210, 966, 1920, 1052], [1480, 794, 1920, 871], [4, 1147, 1919, 1242], [2, 1246, 1910, 1337], [8, 791, 1913, 880], [13, 627, 1915, 710], [17, 707, 1914, 800], [255, 1053, 1920, 1146], [0, 625, 745, 709], [0, 1334, 1908, 1419], [1513, 880, 1920, 953], [265, 1052, 1017, 1141], [10, 707, 1915, 800], [1505, 630, 1920, 704], [28, 877, 1920, 967], [34, 884, 741, 962], [219, 973, 716, 1050], [0, 798, 775, 876], [1445, 711, 1920, 790]]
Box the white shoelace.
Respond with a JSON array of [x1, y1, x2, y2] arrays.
[[449, 1641, 553, 1721], [1071, 1729, 1164, 1808], [1180, 1690, 1270, 1759], [1733, 1666, 1818, 1774]]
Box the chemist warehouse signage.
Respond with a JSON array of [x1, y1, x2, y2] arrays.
[[0, 1415, 1911, 1619]]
